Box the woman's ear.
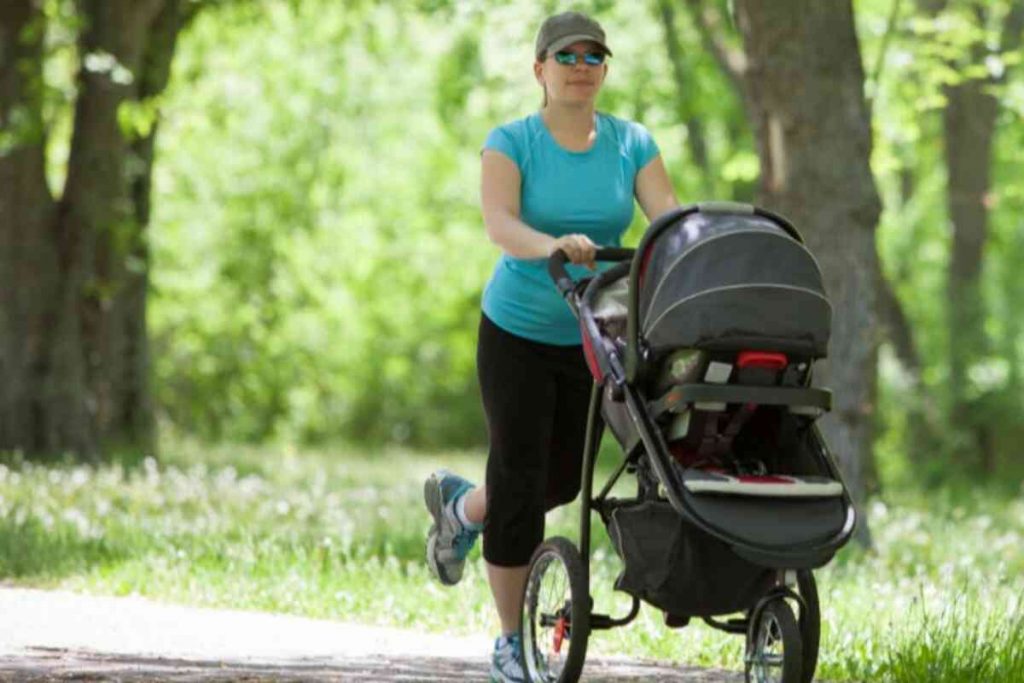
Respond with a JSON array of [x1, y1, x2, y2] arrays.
[[533, 60, 544, 86]]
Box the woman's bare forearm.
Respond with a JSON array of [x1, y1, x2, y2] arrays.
[[483, 210, 558, 260]]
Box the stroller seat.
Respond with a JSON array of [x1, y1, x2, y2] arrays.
[[588, 208, 846, 509], [655, 352, 843, 502]]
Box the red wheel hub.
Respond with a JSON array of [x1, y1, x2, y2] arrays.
[[553, 616, 568, 653]]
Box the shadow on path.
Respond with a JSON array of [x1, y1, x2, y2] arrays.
[[0, 647, 744, 682]]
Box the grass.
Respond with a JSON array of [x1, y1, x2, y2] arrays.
[[1, 439, 1022, 681]]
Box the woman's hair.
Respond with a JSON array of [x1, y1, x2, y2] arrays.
[[539, 51, 549, 108]]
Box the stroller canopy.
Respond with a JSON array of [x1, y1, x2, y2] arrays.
[[637, 206, 831, 357]]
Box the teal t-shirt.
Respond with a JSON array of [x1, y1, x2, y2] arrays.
[[481, 111, 660, 345]]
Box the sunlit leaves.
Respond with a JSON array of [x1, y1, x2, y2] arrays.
[[435, 30, 482, 141], [116, 97, 160, 139]]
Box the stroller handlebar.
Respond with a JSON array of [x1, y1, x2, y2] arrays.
[[549, 247, 635, 388], [547, 247, 635, 301]]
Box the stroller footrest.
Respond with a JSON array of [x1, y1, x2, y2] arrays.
[[682, 469, 843, 498]]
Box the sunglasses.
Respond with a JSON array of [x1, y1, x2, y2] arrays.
[[552, 50, 606, 66]]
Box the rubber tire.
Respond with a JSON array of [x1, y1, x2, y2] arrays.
[[520, 537, 590, 683], [796, 570, 821, 683], [746, 599, 803, 683]]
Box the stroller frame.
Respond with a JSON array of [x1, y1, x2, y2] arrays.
[[524, 203, 857, 683]]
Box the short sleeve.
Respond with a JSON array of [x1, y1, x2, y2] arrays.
[[483, 125, 522, 168], [630, 121, 660, 171]]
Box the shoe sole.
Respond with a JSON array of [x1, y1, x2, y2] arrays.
[[424, 471, 459, 586], [424, 471, 445, 527], [490, 660, 525, 683]]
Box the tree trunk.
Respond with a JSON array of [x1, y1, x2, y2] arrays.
[[60, 0, 167, 455], [121, 0, 192, 455], [731, 0, 882, 542], [940, 2, 1024, 473], [1, 1, 95, 456], [1, 0, 188, 460], [943, 78, 997, 467]]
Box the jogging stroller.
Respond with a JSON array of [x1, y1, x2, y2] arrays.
[[520, 203, 856, 683]]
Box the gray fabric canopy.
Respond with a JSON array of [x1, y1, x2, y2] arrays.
[[638, 212, 831, 357]]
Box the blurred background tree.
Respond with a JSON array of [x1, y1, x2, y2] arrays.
[[1, 0, 200, 460], [2, 0, 1023, 499]]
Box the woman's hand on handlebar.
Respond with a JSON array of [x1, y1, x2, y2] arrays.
[[550, 234, 597, 271]]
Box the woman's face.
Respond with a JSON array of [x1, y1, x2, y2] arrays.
[[534, 40, 608, 106]]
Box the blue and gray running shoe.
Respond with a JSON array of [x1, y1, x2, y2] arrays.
[[490, 632, 526, 683], [424, 469, 480, 586]]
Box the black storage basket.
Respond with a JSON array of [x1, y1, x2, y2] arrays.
[[608, 500, 774, 617]]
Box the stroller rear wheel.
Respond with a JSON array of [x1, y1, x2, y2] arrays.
[[520, 537, 590, 683], [745, 598, 803, 683]]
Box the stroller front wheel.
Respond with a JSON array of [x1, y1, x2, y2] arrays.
[[520, 537, 590, 683], [745, 598, 803, 683], [796, 570, 821, 683]]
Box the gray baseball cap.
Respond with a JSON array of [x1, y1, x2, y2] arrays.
[[535, 11, 612, 60]]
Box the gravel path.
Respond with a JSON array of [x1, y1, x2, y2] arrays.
[[0, 587, 744, 681]]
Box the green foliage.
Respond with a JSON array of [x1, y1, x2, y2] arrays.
[[117, 97, 160, 139], [435, 30, 482, 141]]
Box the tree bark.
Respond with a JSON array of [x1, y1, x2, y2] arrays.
[[730, 0, 883, 542], [1, 1, 96, 456], [0, 1, 47, 448], [60, 0, 166, 454]]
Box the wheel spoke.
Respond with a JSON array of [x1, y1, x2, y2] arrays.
[[522, 540, 588, 683], [747, 601, 800, 683], [536, 554, 569, 669]]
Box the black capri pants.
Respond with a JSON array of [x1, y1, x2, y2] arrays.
[[477, 313, 596, 567]]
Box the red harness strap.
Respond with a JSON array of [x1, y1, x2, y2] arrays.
[[737, 350, 788, 370]]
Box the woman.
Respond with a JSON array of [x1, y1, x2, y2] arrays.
[[424, 11, 678, 682]]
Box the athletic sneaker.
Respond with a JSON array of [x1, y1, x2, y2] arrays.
[[424, 469, 480, 586], [490, 632, 526, 683]]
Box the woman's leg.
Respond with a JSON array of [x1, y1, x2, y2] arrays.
[[483, 349, 593, 636], [475, 316, 558, 639], [544, 360, 595, 511], [486, 562, 530, 636], [462, 485, 526, 636], [462, 484, 487, 525]]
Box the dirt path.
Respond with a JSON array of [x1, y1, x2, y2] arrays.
[[0, 587, 743, 681]]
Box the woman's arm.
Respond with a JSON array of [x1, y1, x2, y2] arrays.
[[481, 149, 595, 266], [635, 154, 679, 222]]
